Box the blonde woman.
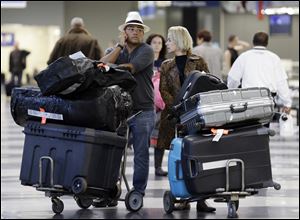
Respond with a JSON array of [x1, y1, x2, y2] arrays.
[[157, 26, 215, 212]]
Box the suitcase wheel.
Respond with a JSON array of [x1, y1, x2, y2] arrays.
[[273, 182, 281, 190], [51, 197, 64, 214], [72, 177, 87, 194], [74, 195, 93, 209], [163, 190, 175, 214], [125, 189, 143, 212], [227, 200, 238, 218]]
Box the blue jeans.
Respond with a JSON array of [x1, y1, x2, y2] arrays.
[[128, 110, 155, 195]]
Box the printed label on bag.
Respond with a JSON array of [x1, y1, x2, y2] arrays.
[[212, 129, 224, 142], [28, 109, 63, 120]]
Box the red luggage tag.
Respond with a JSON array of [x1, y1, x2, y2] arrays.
[[39, 107, 47, 124], [97, 63, 110, 72]]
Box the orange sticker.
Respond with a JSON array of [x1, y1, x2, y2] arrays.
[[39, 107, 46, 124]]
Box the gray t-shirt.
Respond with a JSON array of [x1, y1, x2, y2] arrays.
[[110, 43, 154, 112]]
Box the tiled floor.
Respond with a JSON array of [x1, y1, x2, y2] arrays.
[[1, 88, 299, 219]]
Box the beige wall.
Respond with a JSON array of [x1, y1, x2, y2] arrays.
[[223, 13, 299, 61], [1, 25, 60, 83], [64, 1, 166, 51]]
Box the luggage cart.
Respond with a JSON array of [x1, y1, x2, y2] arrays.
[[27, 111, 143, 214], [163, 158, 281, 218]]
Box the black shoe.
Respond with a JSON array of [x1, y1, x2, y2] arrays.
[[174, 201, 191, 210], [155, 167, 168, 176], [107, 198, 118, 207], [196, 200, 216, 212], [92, 198, 108, 208], [93, 198, 118, 208]]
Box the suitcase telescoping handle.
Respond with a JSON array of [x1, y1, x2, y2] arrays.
[[230, 102, 248, 113], [175, 160, 184, 180]]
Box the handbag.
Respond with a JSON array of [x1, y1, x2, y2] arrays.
[[279, 113, 294, 137]]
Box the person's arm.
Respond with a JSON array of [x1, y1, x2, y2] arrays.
[[100, 44, 123, 64], [275, 59, 292, 113], [227, 56, 243, 88], [100, 31, 127, 64], [276, 80, 292, 113], [223, 50, 232, 75], [90, 39, 103, 60], [159, 63, 174, 106], [47, 41, 61, 65], [234, 40, 250, 52], [9, 53, 13, 73], [227, 76, 241, 88]]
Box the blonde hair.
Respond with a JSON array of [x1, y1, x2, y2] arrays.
[[168, 26, 193, 54]]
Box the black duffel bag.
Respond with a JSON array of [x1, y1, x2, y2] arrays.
[[59, 63, 137, 99], [34, 57, 137, 97], [34, 57, 97, 96], [10, 86, 133, 131]]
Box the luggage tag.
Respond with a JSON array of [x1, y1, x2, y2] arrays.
[[97, 63, 110, 72], [39, 108, 47, 124], [211, 128, 229, 142], [27, 108, 64, 124]]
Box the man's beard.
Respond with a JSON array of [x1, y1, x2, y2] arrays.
[[127, 38, 141, 45]]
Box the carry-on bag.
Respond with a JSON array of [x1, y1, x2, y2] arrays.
[[34, 57, 95, 96], [177, 87, 275, 133], [10, 86, 132, 131], [181, 125, 276, 195], [168, 137, 191, 198], [173, 70, 227, 107], [34, 56, 137, 97]]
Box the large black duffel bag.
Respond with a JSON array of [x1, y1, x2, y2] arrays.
[[34, 57, 137, 97], [10, 86, 132, 131]]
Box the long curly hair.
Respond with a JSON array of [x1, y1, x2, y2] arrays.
[[146, 34, 167, 60]]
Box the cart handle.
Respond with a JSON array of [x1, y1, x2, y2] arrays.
[[39, 156, 54, 187], [226, 159, 245, 192]]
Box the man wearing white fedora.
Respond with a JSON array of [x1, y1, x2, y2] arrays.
[[97, 11, 155, 209]]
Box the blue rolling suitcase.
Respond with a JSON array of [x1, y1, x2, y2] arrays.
[[168, 138, 190, 198]]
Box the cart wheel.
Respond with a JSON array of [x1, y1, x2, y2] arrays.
[[227, 200, 238, 218], [163, 191, 175, 214], [273, 182, 281, 190], [74, 196, 93, 209], [125, 189, 143, 212], [72, 177, 87, 194], [51, 197, 64, 214]]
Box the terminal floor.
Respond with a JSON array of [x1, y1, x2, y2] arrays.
[[1, 90, 299, 219]]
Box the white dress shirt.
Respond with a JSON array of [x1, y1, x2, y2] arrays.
[[227, 46, 292, 107]]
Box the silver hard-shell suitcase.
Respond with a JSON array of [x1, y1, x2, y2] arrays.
[[178, 87, 275, 133]]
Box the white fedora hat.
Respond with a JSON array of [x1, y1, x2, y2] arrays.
[[118, 11, 150, 33]]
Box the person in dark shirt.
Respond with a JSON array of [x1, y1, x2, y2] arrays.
[[47, 17, 103, 65], [94, 11, 155, 209], [223, 35, 249, 80], [9, 42, 30, 86]]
